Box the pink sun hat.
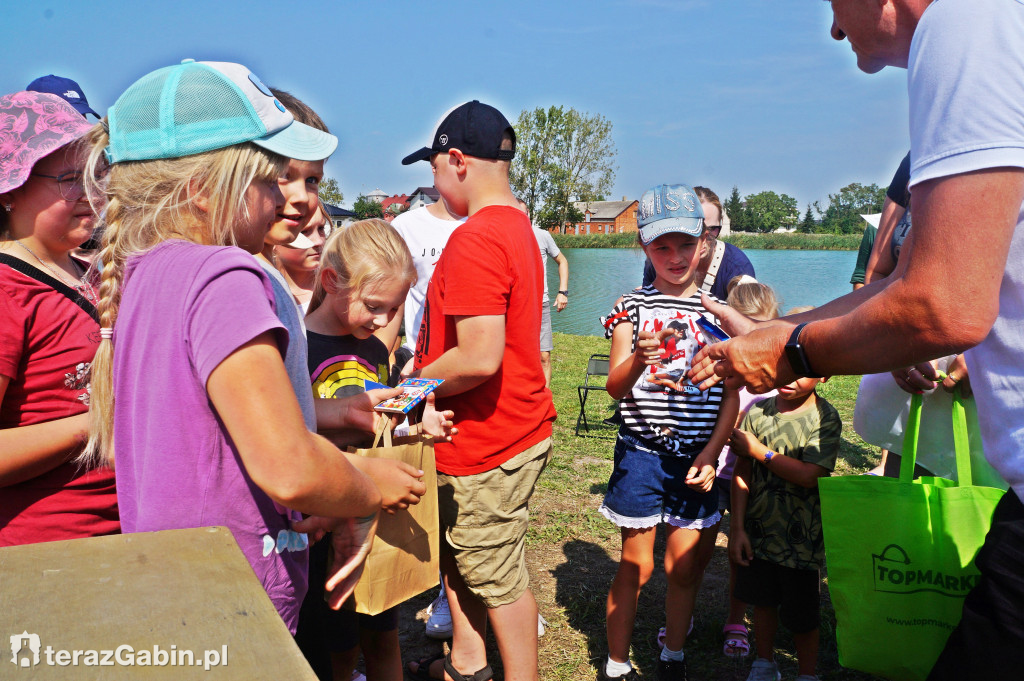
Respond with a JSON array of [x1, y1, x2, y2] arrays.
[[0, 91, 95, 194]]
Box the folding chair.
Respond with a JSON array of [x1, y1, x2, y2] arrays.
[[575, 353, 610, 436]]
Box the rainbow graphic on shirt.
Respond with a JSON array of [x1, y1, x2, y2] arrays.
[[311, 354, 386, 399]]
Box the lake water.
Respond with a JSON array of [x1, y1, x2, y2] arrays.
[[547, 248, 859, 337]]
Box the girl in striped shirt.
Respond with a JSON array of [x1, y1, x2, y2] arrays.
[[598, 184, 738, 681]]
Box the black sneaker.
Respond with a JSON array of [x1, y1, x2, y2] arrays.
[[598, 666, 640, 680], [657, 657, 688, 681]]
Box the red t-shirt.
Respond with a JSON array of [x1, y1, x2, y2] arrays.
[[414, 205, 556, 475], [0, 258, 119, 546]]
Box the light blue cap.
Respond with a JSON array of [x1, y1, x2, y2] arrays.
[[637, 183, 705, 245], [106, 60, 337, 163]]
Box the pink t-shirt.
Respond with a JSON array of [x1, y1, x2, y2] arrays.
[[111, 241, 307, 632]]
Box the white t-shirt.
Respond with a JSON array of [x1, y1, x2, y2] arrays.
[[908, 0, 1024, 496], [533, 226, 561, 303], [391, 206, 464, 353]]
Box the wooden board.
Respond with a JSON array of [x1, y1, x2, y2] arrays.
[[0, 526, 316, 679]]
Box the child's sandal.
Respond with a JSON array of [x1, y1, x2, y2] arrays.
[[443, 652, 493, 681], [722, 624, 750, 658]]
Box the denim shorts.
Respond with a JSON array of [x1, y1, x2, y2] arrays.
[[599, 429, 721, 530]]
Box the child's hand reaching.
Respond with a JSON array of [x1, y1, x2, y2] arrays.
[[291, 513, 378, 609], [349, 456, 426, 513], [420, 392, 457, 441], [729, 525, 753, 566], [337, 387, 403, 432]]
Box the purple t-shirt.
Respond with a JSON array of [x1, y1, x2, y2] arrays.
[[112, 240, 308, 632]]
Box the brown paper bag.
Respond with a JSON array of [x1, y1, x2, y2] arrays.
[[346, 421, 439, 615]]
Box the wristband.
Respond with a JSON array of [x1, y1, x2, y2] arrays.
[[763, 450, 776, 464], [784, 322, 822, 378], [558, 290, 568, 296]]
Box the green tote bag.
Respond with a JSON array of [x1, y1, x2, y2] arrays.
[[819, 393, 1005, 681]]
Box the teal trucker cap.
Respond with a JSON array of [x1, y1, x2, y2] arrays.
[[106, 59, 337, 164]]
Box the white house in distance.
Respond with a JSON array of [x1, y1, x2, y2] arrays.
[[407, 186, 440, 211], [365, 188, 388, 204]]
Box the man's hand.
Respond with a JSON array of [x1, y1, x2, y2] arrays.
[[700, 293, 759, 338], [348, 456, 426, 513], [891, 354, 972, 398], [292, 514, 378, 609], [689, 323, 796, 393], [890, 359, 942, 394], [554, 292, 568, 312], [941, 354, 972, 397]]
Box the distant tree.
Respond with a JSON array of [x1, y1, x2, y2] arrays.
[[799, 204, 817, 233], [536, 202, 584, 232], [724, 185, 744, 229], [352, 195, 384, 220], [552, 109, 616, 232], [510, 106, 617, 233], [819, 182, 886, 234], [319, 177, 344, 206], [743, 190, 799, 233], [510, 106, 564, 220]]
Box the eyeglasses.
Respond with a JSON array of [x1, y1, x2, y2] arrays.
[[30, 171, 86, 201], [706, 224, 722, 235]]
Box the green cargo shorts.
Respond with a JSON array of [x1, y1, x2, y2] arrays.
[[437, 438, 553, 608]]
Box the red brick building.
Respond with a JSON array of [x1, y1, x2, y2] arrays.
[[560, 199, 638, 235]]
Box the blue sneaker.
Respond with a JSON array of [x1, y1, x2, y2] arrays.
[[424, 589, 452, 639]]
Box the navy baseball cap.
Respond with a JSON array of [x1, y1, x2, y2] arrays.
[[26, 75, 100, 119], [402, 100, 515, 165], [637, 184, 705, 246]]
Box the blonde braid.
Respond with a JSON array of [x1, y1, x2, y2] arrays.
[[81, 209, 124, 467]]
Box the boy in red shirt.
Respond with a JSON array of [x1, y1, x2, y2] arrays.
[[403, 101, 557, 681]]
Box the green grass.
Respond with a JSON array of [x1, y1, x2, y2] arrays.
[[724, 232, 861, 251], [552, 232, 640, 249], [550, 231, 862, 251]]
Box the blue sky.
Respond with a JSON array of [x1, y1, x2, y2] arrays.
[[2, 0, 910, 211]]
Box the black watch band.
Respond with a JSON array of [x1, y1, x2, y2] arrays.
[[784, 322, 822, 378], [558, 290, 568, 296]]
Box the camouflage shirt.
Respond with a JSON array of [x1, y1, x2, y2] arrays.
[[740, 396, 841, 569]]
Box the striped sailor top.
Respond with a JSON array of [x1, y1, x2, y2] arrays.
[[602, 286, 726, 455]]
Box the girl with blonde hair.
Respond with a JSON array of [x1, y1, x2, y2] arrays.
[[303, 218, 454, 681], [82, 60, 384, 632]]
